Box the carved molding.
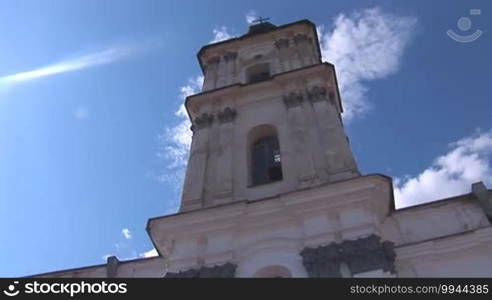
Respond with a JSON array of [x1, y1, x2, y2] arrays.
[[217, 107, 237, 124], [192, 113, 214, 131], [300, 235, 396, 277], [164, 263, 237, 278], [283, 92, 304, 109]]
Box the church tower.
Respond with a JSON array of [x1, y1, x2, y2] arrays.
[[180, 20, 359, 212], [147, 20, 397, 278]]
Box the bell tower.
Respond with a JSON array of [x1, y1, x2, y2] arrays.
[[148, 19, 396, 278], [181, 20, 359, 212]]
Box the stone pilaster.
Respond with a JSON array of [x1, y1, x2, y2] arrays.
[[308, 85, 358, 179], [275, 38, 291, 72], [224, 52, 238, 85], [214, 108, 237, 202], [205, 56, 220, 90], [283, 92, 317, 185], [181, 113, 214, 211]]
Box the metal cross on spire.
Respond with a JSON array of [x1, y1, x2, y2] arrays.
[[252, 16, 270, 24]]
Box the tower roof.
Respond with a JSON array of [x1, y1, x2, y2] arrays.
[[196, 19, 321, 70], [246, 21, 277, 36]]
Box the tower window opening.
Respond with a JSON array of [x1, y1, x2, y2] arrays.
[[251, 135, 283, 186], [246, 63, 271, 84]]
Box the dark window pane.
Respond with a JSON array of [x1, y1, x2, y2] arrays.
[[248, 71, 270, 83], [247, 63, 271, 84], [251, 136, 283, 185]]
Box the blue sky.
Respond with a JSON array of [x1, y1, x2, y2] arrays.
[[0, 0, 491, 277]]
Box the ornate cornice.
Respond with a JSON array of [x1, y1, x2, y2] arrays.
[[340, 235, 396, 275], [217, 107, 237, 124], [283, 91, 304, 109], [164, 263, 237, 278], [191, 108, 237, 131], [306, 86, 327, 103], [300, 243, 343, 277], [300, 235, 396, 277], [294, 33, 313, 45], [274, 38, 290, 49], [192, 113, 214, 131]]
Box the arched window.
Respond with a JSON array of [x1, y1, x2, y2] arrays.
[[249, 125, 283, 186], [246, 63, 271, 84]]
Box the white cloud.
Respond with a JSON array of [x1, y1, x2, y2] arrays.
[[210, 26, 234, 43], [394, 130, 492, 209], [318, 8, 417, 121], [246, 10, 258, 24], [0, 44, 140, 87], [158, 75, 203, 187], [140, 248, 158, 258], [121, 228, 132, 240], [165, 75, 203, 167], [74, 106, 89, 120]]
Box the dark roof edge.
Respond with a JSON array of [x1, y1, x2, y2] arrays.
[[26, 255, 162, 278], [393, 189, 492, 213]]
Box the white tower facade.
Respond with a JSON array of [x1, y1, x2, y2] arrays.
[[180, 20, 359, 212]]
